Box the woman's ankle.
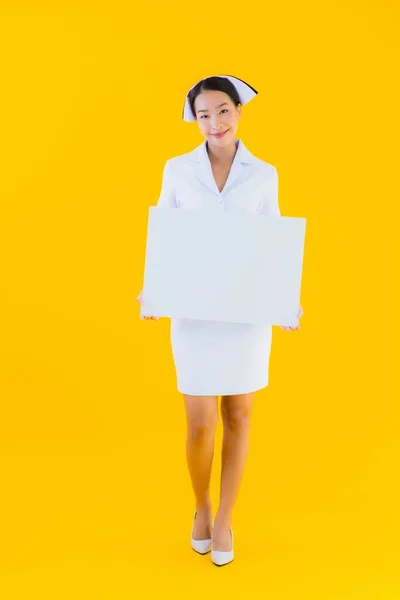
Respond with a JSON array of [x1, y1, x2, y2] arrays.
[[214, 509, 232, 527], [195, 500, 212, 513]]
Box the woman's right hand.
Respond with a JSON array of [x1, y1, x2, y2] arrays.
[[136, 290, 159, 321]]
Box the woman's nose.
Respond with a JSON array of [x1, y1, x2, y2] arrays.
[[209, 115, 222, 129]]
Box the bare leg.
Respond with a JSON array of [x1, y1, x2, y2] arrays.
[[213, 392, 254, 550], [183, 394, 218, 540]]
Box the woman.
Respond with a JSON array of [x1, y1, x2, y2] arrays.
[[137, 75, 303, 566]]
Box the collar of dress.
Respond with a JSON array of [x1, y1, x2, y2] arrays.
[[186, 138, 256, 195]]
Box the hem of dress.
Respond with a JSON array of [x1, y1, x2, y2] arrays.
[[177, 381, 269, 396]]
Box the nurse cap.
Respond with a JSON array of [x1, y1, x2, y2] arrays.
[[182, 74, 258, 122]]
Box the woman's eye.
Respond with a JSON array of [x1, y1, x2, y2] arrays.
[[200, 109, 228, 119]]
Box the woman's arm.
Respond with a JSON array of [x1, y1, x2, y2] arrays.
[[156, 159, 178, 208], [257, 166, 280, 216], [258, 166, 304, 329], [137, 159, 177, 321]]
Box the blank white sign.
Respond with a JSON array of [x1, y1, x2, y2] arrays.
[[141, 207, 306, 326]]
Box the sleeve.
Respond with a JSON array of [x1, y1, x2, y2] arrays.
[[156, 159, 178, 208], [257, 166, 281, 216]]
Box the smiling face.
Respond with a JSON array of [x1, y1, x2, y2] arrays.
[[194, 89, 242, 146]]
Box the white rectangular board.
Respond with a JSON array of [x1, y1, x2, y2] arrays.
[[141, 207, 306, 326]]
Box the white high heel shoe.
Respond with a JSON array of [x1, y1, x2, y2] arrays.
[[191, 511, 212, 554], [211, 528, 234, 566]]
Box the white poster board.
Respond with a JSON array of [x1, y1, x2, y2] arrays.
[[141, 207, 306, 326]]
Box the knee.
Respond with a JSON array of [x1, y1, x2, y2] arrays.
[[188, 419, 218, 441], [222, 406, 252, 431]]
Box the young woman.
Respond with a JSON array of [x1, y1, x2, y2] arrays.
[[137, 75, 303, 566]]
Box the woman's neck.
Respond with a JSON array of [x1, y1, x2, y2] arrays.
[[206, 139, 238, 167]]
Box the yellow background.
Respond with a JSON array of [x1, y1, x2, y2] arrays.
[[0, 1, 398, 597]]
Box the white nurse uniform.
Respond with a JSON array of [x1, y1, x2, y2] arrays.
[[156, 138, 281, 396]]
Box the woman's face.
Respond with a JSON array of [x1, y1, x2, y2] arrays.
[[194, 90, 241, 146]]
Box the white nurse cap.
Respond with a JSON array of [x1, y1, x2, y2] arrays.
[[182, 74, 258, 122]]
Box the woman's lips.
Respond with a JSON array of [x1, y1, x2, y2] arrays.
[[211, 129, 229, 138]]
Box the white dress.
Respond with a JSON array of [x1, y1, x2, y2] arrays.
[[156, 138, 281, 396]]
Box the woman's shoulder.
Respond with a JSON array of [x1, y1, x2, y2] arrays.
[[165, 142, 203, 169]]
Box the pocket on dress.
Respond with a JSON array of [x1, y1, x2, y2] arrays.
[[226, 184, 265, 215], [175, 185, 218, 210]]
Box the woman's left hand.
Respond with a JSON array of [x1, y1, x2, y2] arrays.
[[280, 304, 303, 331]]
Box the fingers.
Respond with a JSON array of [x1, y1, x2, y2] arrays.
[[137, 291, 158, 320]]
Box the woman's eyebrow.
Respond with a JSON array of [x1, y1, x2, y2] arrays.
[[197, 102, 228, 114]]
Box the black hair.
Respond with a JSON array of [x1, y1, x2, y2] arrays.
[[187, 75, 245, 120]]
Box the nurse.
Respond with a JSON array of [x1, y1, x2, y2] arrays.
[[137, 74, 304, 566]]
